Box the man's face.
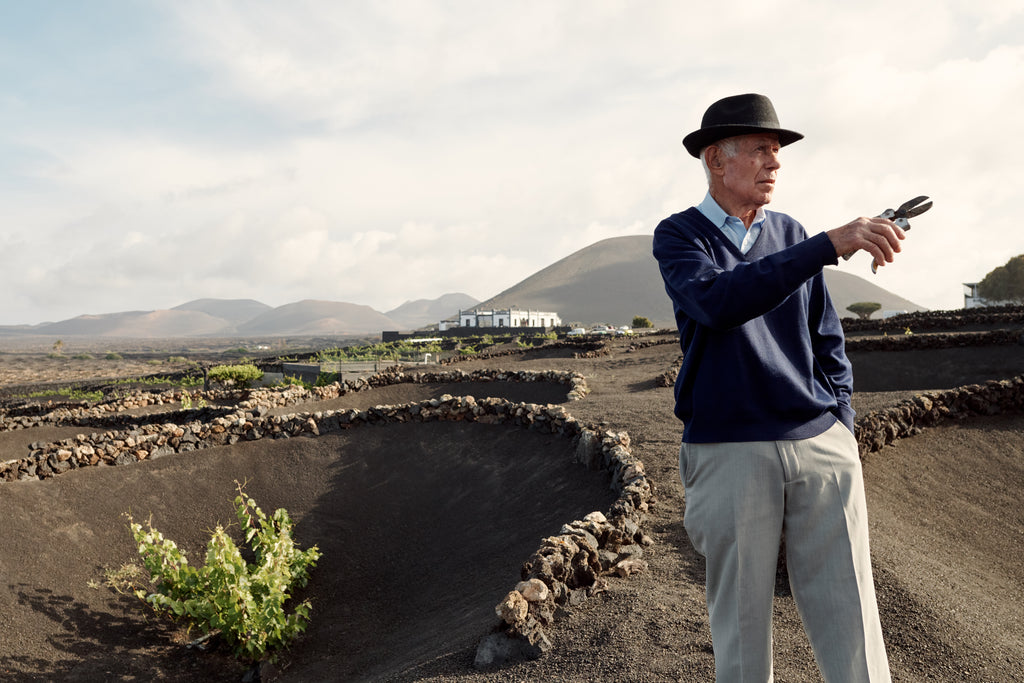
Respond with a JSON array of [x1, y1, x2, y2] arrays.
[[712, 133, 782, 211]]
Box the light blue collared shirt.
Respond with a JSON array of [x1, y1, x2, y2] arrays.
[[697, 192, 766, 254]]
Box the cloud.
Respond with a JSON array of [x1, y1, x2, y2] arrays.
[[1, 1, 1023, 325]]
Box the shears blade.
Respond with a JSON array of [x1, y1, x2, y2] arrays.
[[895, 195, 932, 220]]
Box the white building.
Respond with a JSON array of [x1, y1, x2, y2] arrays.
[[438, 307, 562, 331], [963, 282, 1016, 308]]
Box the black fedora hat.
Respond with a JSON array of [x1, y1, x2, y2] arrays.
[[682, 93, 803, 158]]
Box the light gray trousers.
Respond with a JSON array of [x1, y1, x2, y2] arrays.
[[680, 421, 891, 683]]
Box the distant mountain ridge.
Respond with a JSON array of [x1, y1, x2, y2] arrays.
[[172, 299, 272, 325], [0, 293, 482, 339], [19, 309, 234, 338], [477, 235, 671, 326], [385, 293, 480, 330], [477, 235, 924, 328], [236, 300, 397, 337], [0, 235, 925, 338]]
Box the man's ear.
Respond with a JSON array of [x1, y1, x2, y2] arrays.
[[704, 145, 723, 174]]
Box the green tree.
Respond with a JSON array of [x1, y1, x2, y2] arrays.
[[846, 302, 882, 320], [978, 254, 1024, 303], [631, 315, 654, 329]]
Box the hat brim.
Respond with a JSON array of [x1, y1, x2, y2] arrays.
[[682, 125, 804, 158]]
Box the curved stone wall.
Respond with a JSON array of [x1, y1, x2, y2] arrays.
[[0, 368, 648, 666], [855, 376, 1024, 454], [845, 329, 1023, 352], [0, 368, 589, 434], [438, 340, 610, 365], [842, 305, 1024, 333]]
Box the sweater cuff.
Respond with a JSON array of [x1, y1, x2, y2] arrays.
[[811, 231, 840, 266]]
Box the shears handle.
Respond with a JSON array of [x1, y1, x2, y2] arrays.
[[840, 210, 909, 271]]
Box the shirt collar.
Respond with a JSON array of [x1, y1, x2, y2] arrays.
[[697, 191, 766, 229]]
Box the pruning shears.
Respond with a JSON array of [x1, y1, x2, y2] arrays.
[[844, 195, 933, 274]]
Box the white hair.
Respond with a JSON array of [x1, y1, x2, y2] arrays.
[[700, 137, 740, 185]]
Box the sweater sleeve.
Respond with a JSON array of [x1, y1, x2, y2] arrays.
[[809, 273, 856, 431], [653, 217, 840, 331]]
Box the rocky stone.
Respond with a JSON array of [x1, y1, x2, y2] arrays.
[[614, 557, 649, 578], [560, 525, 599, 552], [473, 630, 547, 670], [516, 578, 549, 603], [574, 430, 602, 470], [496, 590, 528, 625], [597, 549, 620, 571]]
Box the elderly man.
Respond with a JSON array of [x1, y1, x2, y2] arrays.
[[652, 93, 898, 682]]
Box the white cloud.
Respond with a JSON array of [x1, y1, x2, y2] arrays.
[[0, 1, 1022, 324]]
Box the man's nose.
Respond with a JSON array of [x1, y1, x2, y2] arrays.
[[766, 151, 781, 170]]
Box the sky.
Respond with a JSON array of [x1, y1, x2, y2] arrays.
[[2, 1, 1023, 326]]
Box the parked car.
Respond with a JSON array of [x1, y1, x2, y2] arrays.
[[567, 327, 587, 337], [616, 326, 633, 335]]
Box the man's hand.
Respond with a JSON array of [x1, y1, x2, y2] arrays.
[[827, 217, 906, 268]]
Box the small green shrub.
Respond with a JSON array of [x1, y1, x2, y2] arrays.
[[516, 334, 551, 347], [19, 387, 103, 402], [276, 375, 311, 389], [315, 372, 341, 387], [315, 339, 443, 363], [126, 484, 320, 663], [72, 353, 93, 360], [179, 392, 208, 410], [208, 364, 264, 388], [105, 352, 123, 360], [109, 375, 204, 388]]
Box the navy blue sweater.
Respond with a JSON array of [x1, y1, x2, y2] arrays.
[[652, 207, 854, 443]]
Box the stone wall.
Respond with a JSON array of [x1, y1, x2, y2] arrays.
[[0, 368, 589, 436], [658, 356, 684, 388], [855, 376, 1024, 454], [438, 340, 610, 365], [0, 392, 604, 485], [653, 327, 1023, 357], [0, 372, 652, 669], [841, 304, 1024, 333], [844, 329, 1024, 352], [651, 363, 1024, 458], [475, 427, 653, 668], [626, 336, 679, 353]]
